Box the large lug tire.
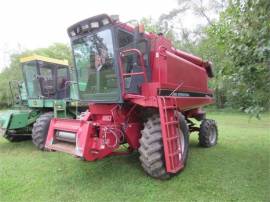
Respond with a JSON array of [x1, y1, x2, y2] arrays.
[[138, 113, 189, 180], [198, 119, 218, 147], [32, 112, 53, 150], [178, 113, 190, 167]]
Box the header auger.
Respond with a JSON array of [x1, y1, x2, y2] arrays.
[[45, 14, 218, 179]]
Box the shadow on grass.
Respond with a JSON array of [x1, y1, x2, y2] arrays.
[[0, 139, 34, 152]]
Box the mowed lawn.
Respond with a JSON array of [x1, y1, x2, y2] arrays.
[[0, 112, 269, 202]]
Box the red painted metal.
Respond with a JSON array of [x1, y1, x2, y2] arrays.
[[157, 97, 184, 173], [45, 14, 216, 175], [125, 123, 142, 149], [164, 51, 209, 93], [45, 103, 142, 160], [46, 118, 93, 157], [171, 47, 204, 67]]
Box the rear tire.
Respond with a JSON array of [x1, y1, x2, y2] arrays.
[[32, 112, 53, 150], [198, 119, 218, 147], [138, 113, 189, 180]]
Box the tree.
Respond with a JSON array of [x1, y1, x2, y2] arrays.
[[140, 17, 177, 42], [208, 0, 270, 115]]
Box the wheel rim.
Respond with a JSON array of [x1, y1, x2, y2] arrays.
[[178, 128, 185, 160], [209, 125, 216, 144]]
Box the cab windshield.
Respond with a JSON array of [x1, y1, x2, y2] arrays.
[[73, 29, 119, 101]]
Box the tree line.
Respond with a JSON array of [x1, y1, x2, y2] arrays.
[[0, 0, 269, 117]]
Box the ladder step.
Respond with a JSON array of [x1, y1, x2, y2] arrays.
[[157, 97, 183, 173], [165, 121, 178, 125], [167, 136, 178, 141], [170, 164, 184, 173], [169, 151, 181, 157], [162, 106, 176, 109]]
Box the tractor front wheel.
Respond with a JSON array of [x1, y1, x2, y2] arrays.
[[198, 119, 218, 147], [138, 113, 189, 180], [32, 112, 53, 150]]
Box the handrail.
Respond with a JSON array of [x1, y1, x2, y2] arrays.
[[169, 81, 184, 96], [119, 48, 148, 95]]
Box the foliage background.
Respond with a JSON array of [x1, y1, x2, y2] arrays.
[[0, 0, 269, 116]]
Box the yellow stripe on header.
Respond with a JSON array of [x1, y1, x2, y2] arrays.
[[20, 55, 69, 66]]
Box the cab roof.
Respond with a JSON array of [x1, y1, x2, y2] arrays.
[[20, 55, 69, 66]]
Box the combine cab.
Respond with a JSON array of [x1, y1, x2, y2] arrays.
[[0, 55, 86, 149], [45, 14, 218, 179]]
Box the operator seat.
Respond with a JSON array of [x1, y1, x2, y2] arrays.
[[57, 76, 69, 99], [41, 78, 55, 98]]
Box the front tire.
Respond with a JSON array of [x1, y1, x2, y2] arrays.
[[32, 112, 53, 150], [138, 113, 189, 180]]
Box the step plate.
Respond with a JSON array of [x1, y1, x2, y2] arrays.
[[48, 142, 76, 156]]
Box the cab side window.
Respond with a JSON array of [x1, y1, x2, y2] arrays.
[[118, 30, 134, 48], [117, 29, 151, 83]]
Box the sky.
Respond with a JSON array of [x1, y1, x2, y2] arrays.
[[0, 0, 179, 70]]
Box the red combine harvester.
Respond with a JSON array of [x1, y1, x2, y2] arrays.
[[45, 14, 218, 179]]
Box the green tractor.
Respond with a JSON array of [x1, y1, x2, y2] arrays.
[[0, 55, 85, 149]]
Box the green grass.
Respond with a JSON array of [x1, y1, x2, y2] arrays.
[[0, 112, 269, 202]]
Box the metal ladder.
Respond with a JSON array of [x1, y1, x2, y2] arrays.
[[157, 96, 184, 173]]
